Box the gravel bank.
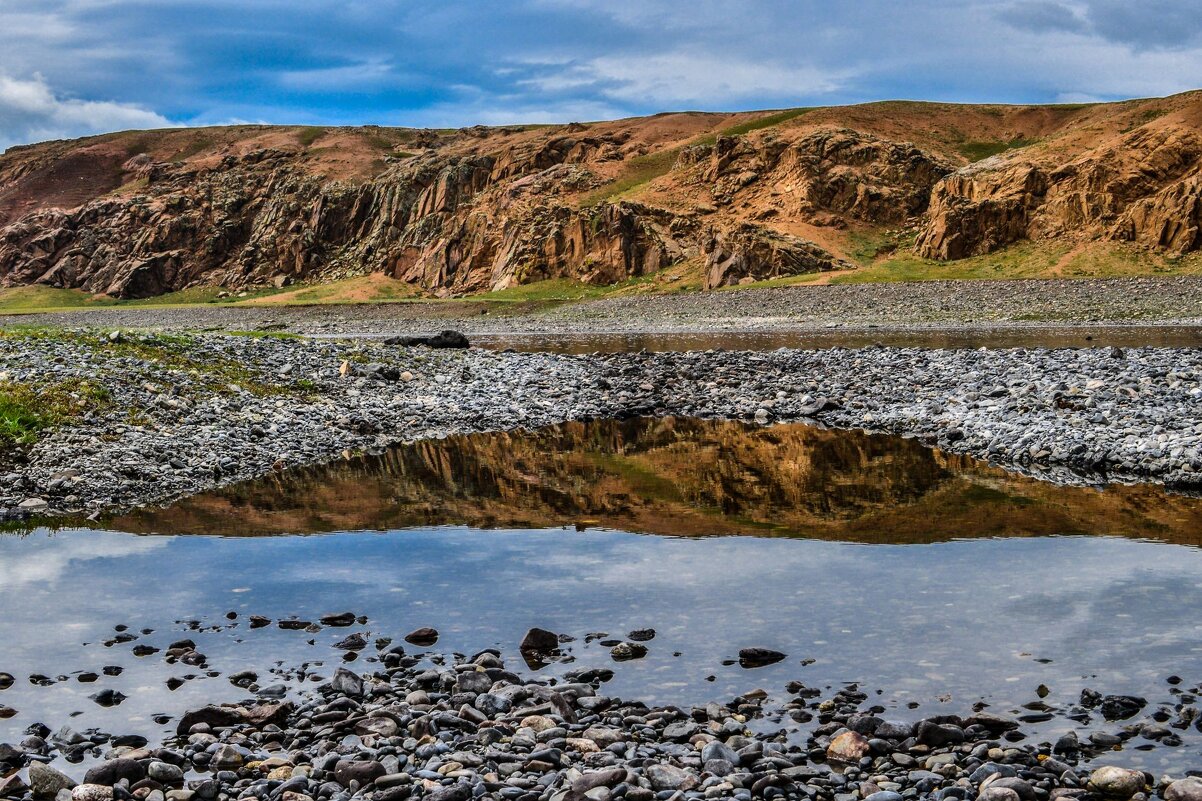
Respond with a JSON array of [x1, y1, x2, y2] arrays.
[[1, 278, 1201, 337], [3, 637, 1200, 801], [1, 332, 1199, 521]]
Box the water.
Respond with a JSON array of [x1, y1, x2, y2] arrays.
[[3, 418, 1202, 770]]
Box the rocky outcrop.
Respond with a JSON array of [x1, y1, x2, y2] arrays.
[[3, 93, 1202, 297], [697, 128, 955, 225], [917, 125, 1202, 259], [703, 223, 852, 288]]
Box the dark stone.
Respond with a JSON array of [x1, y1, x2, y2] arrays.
[[404, 627, 439, 646], [738, 648, 787, 668], [387, 331, 470, 349]]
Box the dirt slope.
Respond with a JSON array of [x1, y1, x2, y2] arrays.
[[1, 92, 1200, 299]]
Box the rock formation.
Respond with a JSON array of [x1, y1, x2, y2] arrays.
[[1, 90, 1200, 299]]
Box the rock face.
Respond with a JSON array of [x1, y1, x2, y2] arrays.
[[2, 91, 1202, 299], [917, 116, 1202, 259]]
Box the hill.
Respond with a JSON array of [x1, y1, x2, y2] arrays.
[[1, 92, 1200, 300]]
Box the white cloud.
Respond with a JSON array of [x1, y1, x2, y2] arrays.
[[0, 72, 174, 151], [519, 52, 851, 108]]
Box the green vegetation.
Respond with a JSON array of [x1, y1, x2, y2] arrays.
[[297, 126, 328, 147], [829, 241, 1202, 284], [578, 147, 682, 207], [0, 378, 110, 450], [957, 137, 1036, 162], [0, 329, 289, 397], [693, 108, 814, 147], [580, 107, 814, 207]]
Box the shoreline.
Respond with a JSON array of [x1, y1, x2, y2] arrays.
[[0, 332, 1199, 522], [2, 277, 1202, 339], [1, 626, 1199, 801]]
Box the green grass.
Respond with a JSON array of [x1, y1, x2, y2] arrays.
[[692, 107, 814, 148], [0, 378, 110, 451], [579, 107, 815, 207], [578, 148, 682, 207], [957, 137, 1036, 162], [0, 329, 290, 397], [828, 241, 1202, 284], [297, 127, 328, 147]]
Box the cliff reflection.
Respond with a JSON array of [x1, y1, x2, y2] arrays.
[[110, 418, 1202, 543]]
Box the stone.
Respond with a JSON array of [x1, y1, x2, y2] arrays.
[[334, 760, 387, 788], [29, 763, 76, 799], [330, 667, 364, 697], [827, 731, 870, 762], [519, 627, 560, 654], [1166, 777, 1202, 801], [645, 764, 698, 792], [404, 627, 439, 646], [610, 642, 647, 661], [1087, 767, 1146, 799], [737, 648, 786, 668]]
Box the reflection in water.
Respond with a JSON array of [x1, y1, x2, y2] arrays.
[[4, 419, 1202, 772], [112, 417, 1202, 543]]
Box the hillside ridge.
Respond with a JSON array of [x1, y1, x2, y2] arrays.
[[1, 91, 1200, 299]]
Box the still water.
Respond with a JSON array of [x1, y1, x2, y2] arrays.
[[2, 419, 1202, 770]]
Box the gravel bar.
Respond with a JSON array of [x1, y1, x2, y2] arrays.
[[1, 332, 1199, 521]]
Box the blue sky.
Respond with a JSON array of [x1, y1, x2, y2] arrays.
[[1, 0, 1201, 150]]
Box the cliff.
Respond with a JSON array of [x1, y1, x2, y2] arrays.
[[2, 91, 1201, 299]]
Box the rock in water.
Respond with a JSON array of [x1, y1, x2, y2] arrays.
[[519, 627, 560, 654], [387, 331, 470, 349], [1087, 766, 1146, 799], [404, 626, 439, 646], [738, 647, 786, 668]]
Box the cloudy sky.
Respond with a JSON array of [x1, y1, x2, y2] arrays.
[[1, 0, 1201, 150]]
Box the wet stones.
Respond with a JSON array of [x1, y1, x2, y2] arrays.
[[403, 627, 438, 646], [1100, 694, 1148, 720], [0, 672, 13, 690], [319, 611, 357, 626], [609, 642, 647, 661], [738, 647, 786, 668], [330, 666, 364, 697], [519, 626, 560, 654]]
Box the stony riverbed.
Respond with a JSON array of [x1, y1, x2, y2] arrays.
[[1, 331, 1200, 520], [3, 627, 1202, 801]]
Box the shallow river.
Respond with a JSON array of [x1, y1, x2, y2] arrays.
[[3, 418, 1202, 771]]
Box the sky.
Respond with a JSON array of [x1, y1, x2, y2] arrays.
[[1, 0, 1201, 151]]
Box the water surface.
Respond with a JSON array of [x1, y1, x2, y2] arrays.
[[3, 419, 1201, 771]]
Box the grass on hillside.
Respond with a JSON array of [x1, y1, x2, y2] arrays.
[[578, 148, 682, 207], [580, 107, 815, 207], [957, 137, 1036, 162], [297, 127, 328, 147]]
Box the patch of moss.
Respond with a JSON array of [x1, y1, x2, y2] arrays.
[[957, 138, 1036, 162], [0, 378, 111, 450], [297, 127, 328, 147]]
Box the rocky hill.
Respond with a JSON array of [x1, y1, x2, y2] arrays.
[[1, 91, 1201, 299]]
